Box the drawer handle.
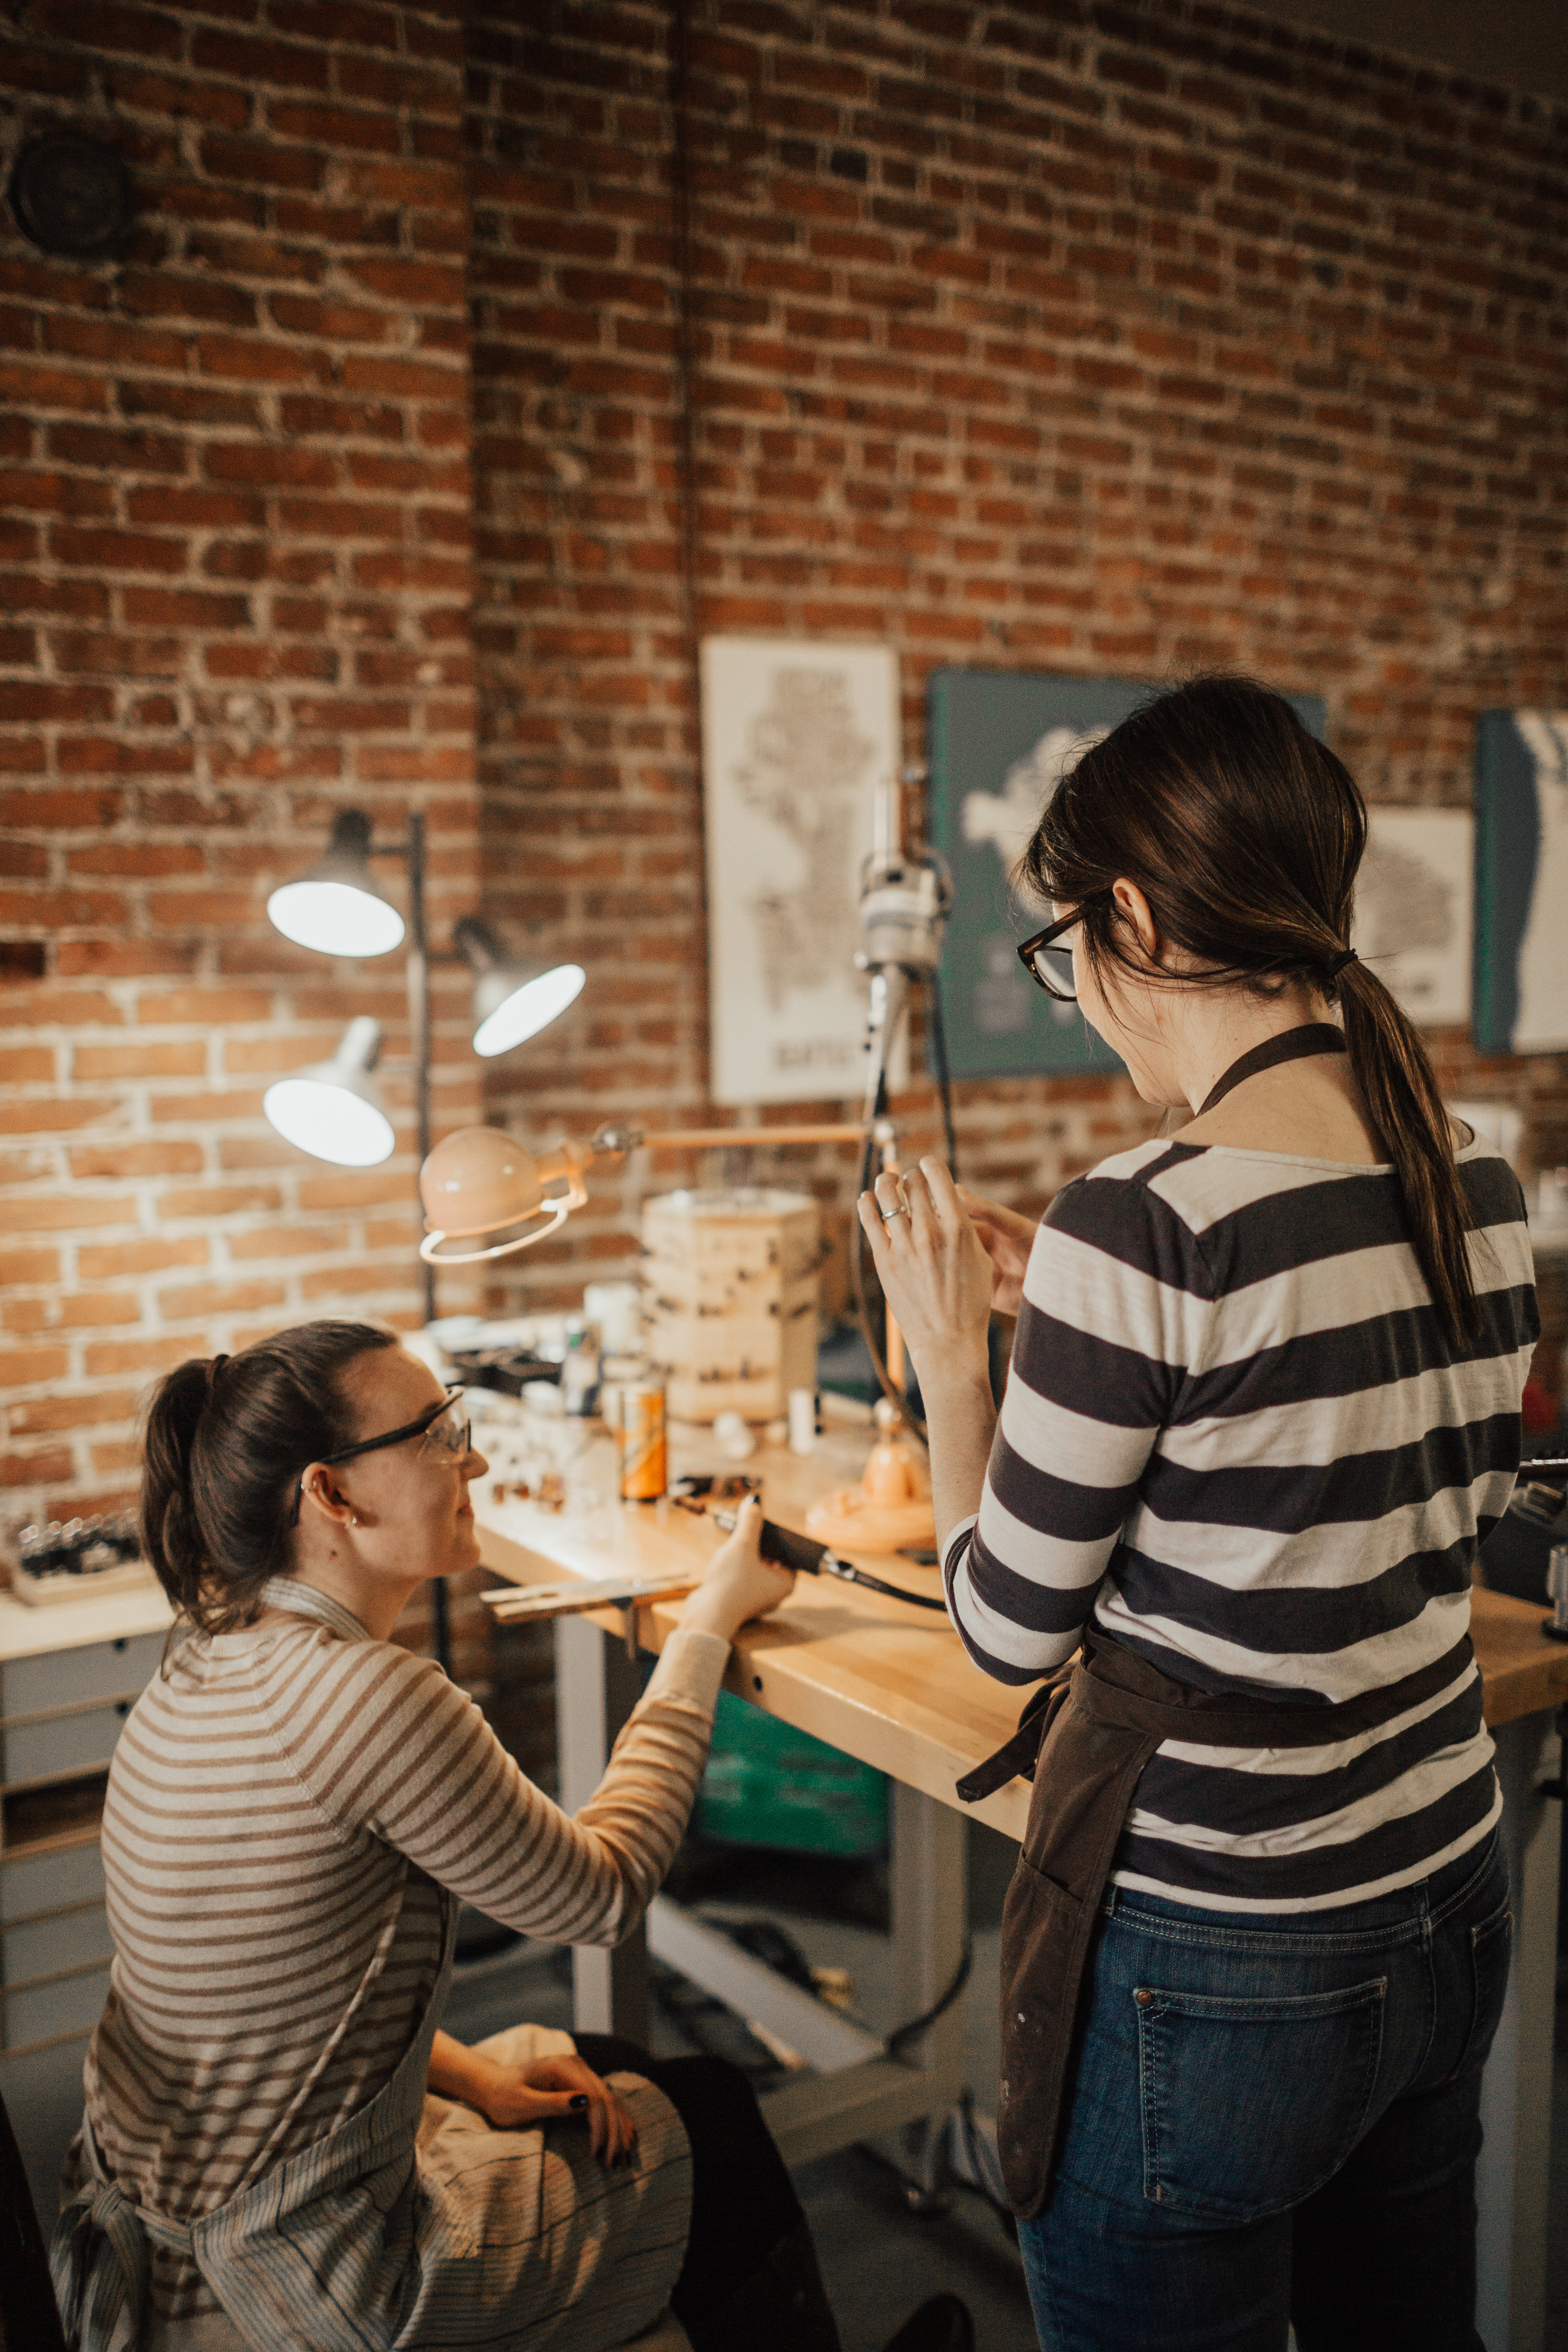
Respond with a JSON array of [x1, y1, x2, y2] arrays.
[[114, 1702, 130, 1719]]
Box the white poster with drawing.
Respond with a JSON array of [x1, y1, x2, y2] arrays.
[[1352, 808, 1472, 1027], [701, 637, 899, 1106]]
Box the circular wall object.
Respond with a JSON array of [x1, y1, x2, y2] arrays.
[[8, 132, 132, 258]]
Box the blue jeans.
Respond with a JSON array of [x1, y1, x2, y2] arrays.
[[1019, 1830, 1512, 2352]]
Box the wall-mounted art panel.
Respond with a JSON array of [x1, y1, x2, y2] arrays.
[[701, 637, 899, 1106], [927, 669, 1326, 1079], [1475, 710, 1568, 1056], [1352, 809, 1472, 1027]]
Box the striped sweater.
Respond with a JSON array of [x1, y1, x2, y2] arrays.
[[82, 1582, 729, 2331], [944, 1135, 1537, 1912]]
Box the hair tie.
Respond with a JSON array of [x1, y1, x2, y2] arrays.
[[204, 1353, 230, 1400], [1325, 948, 1358, 979]]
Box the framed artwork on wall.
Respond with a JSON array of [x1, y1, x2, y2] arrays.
[[926, 669, 1327, 1079], [1352, 809, 1472, 1027], [701, 636, 899, 1106], [1475, 710, 1568, 1055]]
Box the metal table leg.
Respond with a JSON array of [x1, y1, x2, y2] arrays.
[[886, 1779, 970, 2197], [553, 1614, 650, 2044], [1476, 1710, 1561, 2352]]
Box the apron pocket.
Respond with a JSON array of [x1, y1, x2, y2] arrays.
[[1136, 1975, 1386, 2221], [998, 1852, 1088, 2215]]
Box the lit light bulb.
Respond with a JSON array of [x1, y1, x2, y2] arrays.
[[472, 963, 586, 1057]]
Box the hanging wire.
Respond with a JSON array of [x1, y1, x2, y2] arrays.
[[927, 969, 958, 1177]]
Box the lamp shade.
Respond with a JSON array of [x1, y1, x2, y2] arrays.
[[453, 916, 585, 1057], [264, 1016, 396, 1167], [267, 810, 405, 958], [418, 1125, 591, 1263]]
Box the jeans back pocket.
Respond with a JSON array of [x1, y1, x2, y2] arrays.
[[1137, 1974, 1386, 2221]]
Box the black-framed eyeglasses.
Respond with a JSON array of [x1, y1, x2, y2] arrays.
[[1016, 893, 1111, 1002], [290, 1385, 470, 1524]]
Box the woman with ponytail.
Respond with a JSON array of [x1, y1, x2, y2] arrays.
[[58, 1322, 966, 2352], [861, 677, 1536, 2352]]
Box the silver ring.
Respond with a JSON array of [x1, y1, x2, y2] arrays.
[[879, 1202, 909, 1222]]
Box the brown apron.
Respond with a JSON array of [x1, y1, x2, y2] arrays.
[[957, 1625, 1480, 2218]]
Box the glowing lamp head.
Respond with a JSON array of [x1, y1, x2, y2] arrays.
[[454, 916, 584, 1057], [266, 810, 405, 958], [263, 1016, 395, 1167]]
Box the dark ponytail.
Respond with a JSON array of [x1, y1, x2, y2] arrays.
[[1023, 675, 1481, 1345], [140, 1320, 399, 1634]]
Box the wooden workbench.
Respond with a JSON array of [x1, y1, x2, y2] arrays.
[[477, 1426, 1565, 2351]]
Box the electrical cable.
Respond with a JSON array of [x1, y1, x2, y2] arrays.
[[886, 1938, 973, 2056], [926, 970, 958, 1178]]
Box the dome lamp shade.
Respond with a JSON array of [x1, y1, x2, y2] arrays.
[[267, 810, 406, 959], [418, 1125, 590, 1263], [453, 916, 585, 1057], [263, 1017, 396, 1168]]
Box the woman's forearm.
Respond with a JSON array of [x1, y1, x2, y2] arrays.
[[916, 1343, 997, 1558], [428, 2028, 502, 2114]]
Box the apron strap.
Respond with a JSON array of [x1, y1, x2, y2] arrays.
[[1196, 1021, 1347, 1118]]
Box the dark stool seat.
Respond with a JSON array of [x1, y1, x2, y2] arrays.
[[0, 2085, 67, 2351]]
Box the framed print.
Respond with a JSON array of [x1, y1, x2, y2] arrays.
[[701, 637, 899, 1105], [1475, 709, 1568, 1054], [1352, 809, 1472, 1027], [927, 670, 1328, 1081]]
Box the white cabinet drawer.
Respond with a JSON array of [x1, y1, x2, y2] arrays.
[[4, 1904, 114, 1985], [0, 1840, 103, 1924], [1, 1701, 133, 1789], [4, 1961, 110, 2050], [1, 1631, 164, 1722]]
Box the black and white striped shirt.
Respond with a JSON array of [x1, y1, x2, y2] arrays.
[[945, 1134, 1537, 1911]]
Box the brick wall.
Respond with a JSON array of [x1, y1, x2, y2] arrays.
[[0, 1, 482, 1546], [464, 0, 1568, 1367], [4, 0, 1568, 1559]]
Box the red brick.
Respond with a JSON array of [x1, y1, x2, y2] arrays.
[[9, 1387, 140, 1434], [78, 1236, 209, 1278]]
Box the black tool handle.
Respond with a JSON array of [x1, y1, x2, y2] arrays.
[[756, 1517, 828, 1577]]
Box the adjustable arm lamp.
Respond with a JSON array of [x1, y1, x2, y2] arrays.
[[262, 810, 585, 1319]]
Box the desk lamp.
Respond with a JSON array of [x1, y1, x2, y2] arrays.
[[262, 808, 585, 1315]]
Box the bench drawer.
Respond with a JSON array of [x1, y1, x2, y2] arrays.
[[1, 1702, 134, 1791], [0, 1631, 164, 1722], [0, 1840, 103, 1925], [4, 1904, 114, 1986], [4, 1961, 110, 2050]]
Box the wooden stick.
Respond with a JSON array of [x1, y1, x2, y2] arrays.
[[638, 1124, 868, 1149], [482, 1575, 701, 1624]]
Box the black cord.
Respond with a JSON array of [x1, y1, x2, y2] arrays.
[[820, 1555, 948, 1611], [927, 970, 958, 1177], [887, 1938, 973, 2056]]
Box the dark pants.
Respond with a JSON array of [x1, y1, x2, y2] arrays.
[[575, 2036, 805, 2335], [1019, 1830, 1512, 2351]]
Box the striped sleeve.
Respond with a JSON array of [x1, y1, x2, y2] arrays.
[[258, 1623, 730, 1949], [945, 1153, 1215, 1684]]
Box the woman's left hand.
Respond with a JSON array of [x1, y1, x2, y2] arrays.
[[856, 1156, 995, 1369], [477, 2052, 639, 2166]]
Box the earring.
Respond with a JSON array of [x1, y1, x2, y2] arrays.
[[349, 1514, 361, 1527]]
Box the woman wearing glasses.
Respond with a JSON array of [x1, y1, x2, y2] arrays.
[[861, 677, 1535, 2352], [55, 1327, 966, 2352]]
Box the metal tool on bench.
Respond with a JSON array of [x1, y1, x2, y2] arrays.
[[482, 1496, 948, 1664], [1505, 1457, 1568, 1641]]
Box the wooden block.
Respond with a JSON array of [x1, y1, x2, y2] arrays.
[[642, 1188, 820, 1422]]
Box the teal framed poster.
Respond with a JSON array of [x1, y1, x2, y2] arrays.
[[928, 670, 1325, 1079], [1475, 710, 1568, 1055]]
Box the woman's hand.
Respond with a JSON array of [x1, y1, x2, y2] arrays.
[[679, 1494, 795, 1645], [476, 2052, 639, 2166], [955, 1184, 1039, 1318], [857, 1157, 996, 1372]]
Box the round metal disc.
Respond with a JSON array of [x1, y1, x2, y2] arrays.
[[8, 133, 132, 258]]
